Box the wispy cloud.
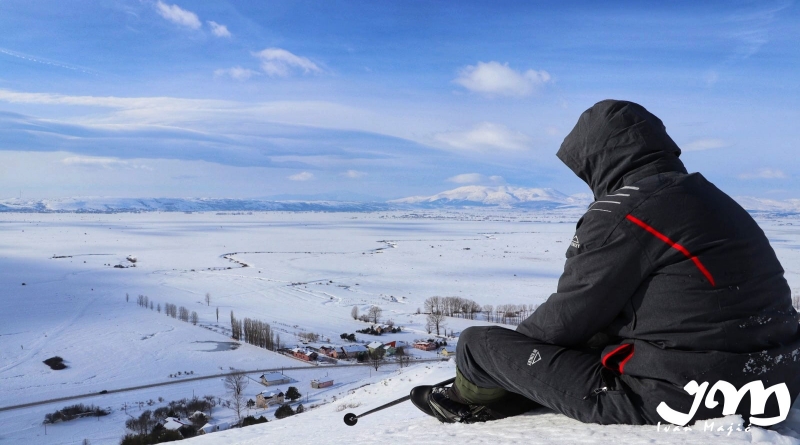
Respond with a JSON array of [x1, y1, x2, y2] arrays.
[[253, 48, 321, 77], [724, 1, 792, 60], [343, 170, 366, 179], [214, 67, 258, 81], [207, 21, 231, 38], [289, 172, 314, 181], [155, 1, 201, 30], [447, 173, 505, 184], [0, 48, 96, 75], [738, 168, 786, 179], [454, 61, 551, 97], [682, 138, 729, 151], [435, 122, 530, 151], [62, 156, 152, 170]]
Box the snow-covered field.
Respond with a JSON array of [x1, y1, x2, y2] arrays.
[[1, 209, 799, 444]]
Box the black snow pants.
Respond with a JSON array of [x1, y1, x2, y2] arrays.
[[455, 326, 700, 425]]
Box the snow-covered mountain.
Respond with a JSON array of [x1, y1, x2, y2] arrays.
[[2, 192, 798, 214], [0, 197, 389, 213], [390, 186, 590, 209], [734, 197, 800, 214]]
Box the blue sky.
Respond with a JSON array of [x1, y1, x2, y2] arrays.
[[0, 0, 798, 200]]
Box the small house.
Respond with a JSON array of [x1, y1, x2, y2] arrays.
[[319, 345, 339, 358], [339, 344, 368, 359], [366, 341, 384, 352], [291, 348, 318, 362], [260, 372, 292, 386], [439, 345, 456, 356], [256, 390, 285, 408], [414, 341, 437, 351], [311, 379, 334, 389], [198, 423, 218, 435]]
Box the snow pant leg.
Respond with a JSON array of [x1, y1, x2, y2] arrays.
[[455, 325, 647, 425]]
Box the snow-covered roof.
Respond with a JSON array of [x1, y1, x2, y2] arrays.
[[340, 344, 368, 353], [291, 347, 315, 355], [261, 372, 289, 381], [259, 390, 284, 397], [163, 417, 189, 430], [367, 341, 384, 349], [200, 423, 217, 433]]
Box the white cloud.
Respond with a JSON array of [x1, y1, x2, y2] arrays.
[[289, 172, 314, 181], [447, 173, 505, 184], [207, 21, 231, 38], [343, 170, 366, 179], [738, 168, 787, 180], [62, 156, 152, 170], [454, 61, 551, 97], [447, 173, 484, 184], [155, 1, 201, 29], [214, 66, 259, 81], [683, 138, 729, 151], [435, 122, 530, 151], [253, 48, 321, 77]]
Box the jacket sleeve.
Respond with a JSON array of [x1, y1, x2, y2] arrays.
[[516, 215, 652, 346]]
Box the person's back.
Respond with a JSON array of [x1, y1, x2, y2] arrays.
[[413, 100, 800, 427]]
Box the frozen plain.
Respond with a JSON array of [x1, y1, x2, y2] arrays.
[[1, 209, 799, 445]]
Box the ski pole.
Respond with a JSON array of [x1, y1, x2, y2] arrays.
[[343, 377, 455, 426]]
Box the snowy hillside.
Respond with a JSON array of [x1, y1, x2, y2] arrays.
[[390, 186, 591, 209], [187, 361, 800, 445]]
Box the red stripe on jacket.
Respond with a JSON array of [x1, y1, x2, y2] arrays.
[[625, 214, 716, 286]]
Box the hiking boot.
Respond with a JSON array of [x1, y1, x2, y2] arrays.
[[427, 386, 495, 424]]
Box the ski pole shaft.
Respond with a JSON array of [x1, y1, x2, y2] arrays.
[[344, 377, 455, 426]]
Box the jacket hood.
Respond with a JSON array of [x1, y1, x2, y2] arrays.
[[557, 100, 687, 199]]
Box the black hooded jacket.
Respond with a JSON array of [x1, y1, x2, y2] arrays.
[[517, 100, 800, 395]]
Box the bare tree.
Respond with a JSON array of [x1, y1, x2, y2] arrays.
[[367, 306, 382, 324], [205, 292, 211, 306], [350, 306, 359, 320], [426, 311, 446, 336], [424, 297, 447, 336], [126, 293, 129, 303], [369, 349, 384, 371], [224, 372, 248, 423], [190, 311, 199, 325], [483, 304, 493, 322], [216, 307, 219, 323]]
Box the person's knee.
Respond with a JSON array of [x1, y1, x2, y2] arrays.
[[457, 326, 489, 354]]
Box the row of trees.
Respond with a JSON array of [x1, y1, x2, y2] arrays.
[[485, 304, 540, 325], [230, 312, 280, 350], [421, 296, 540, 335], [131, 293, 202, 326]]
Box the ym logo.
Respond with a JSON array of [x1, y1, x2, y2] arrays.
[[527, 349, 542, 366], [571, 235, 580, 249]]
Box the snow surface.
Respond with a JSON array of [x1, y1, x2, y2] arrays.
[[1, 209, 798, 444]]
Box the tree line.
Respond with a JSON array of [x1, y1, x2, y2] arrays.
[[422, 296, 541, 335], [230, 311, 280, 350], [131, 294, 199, 326]]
